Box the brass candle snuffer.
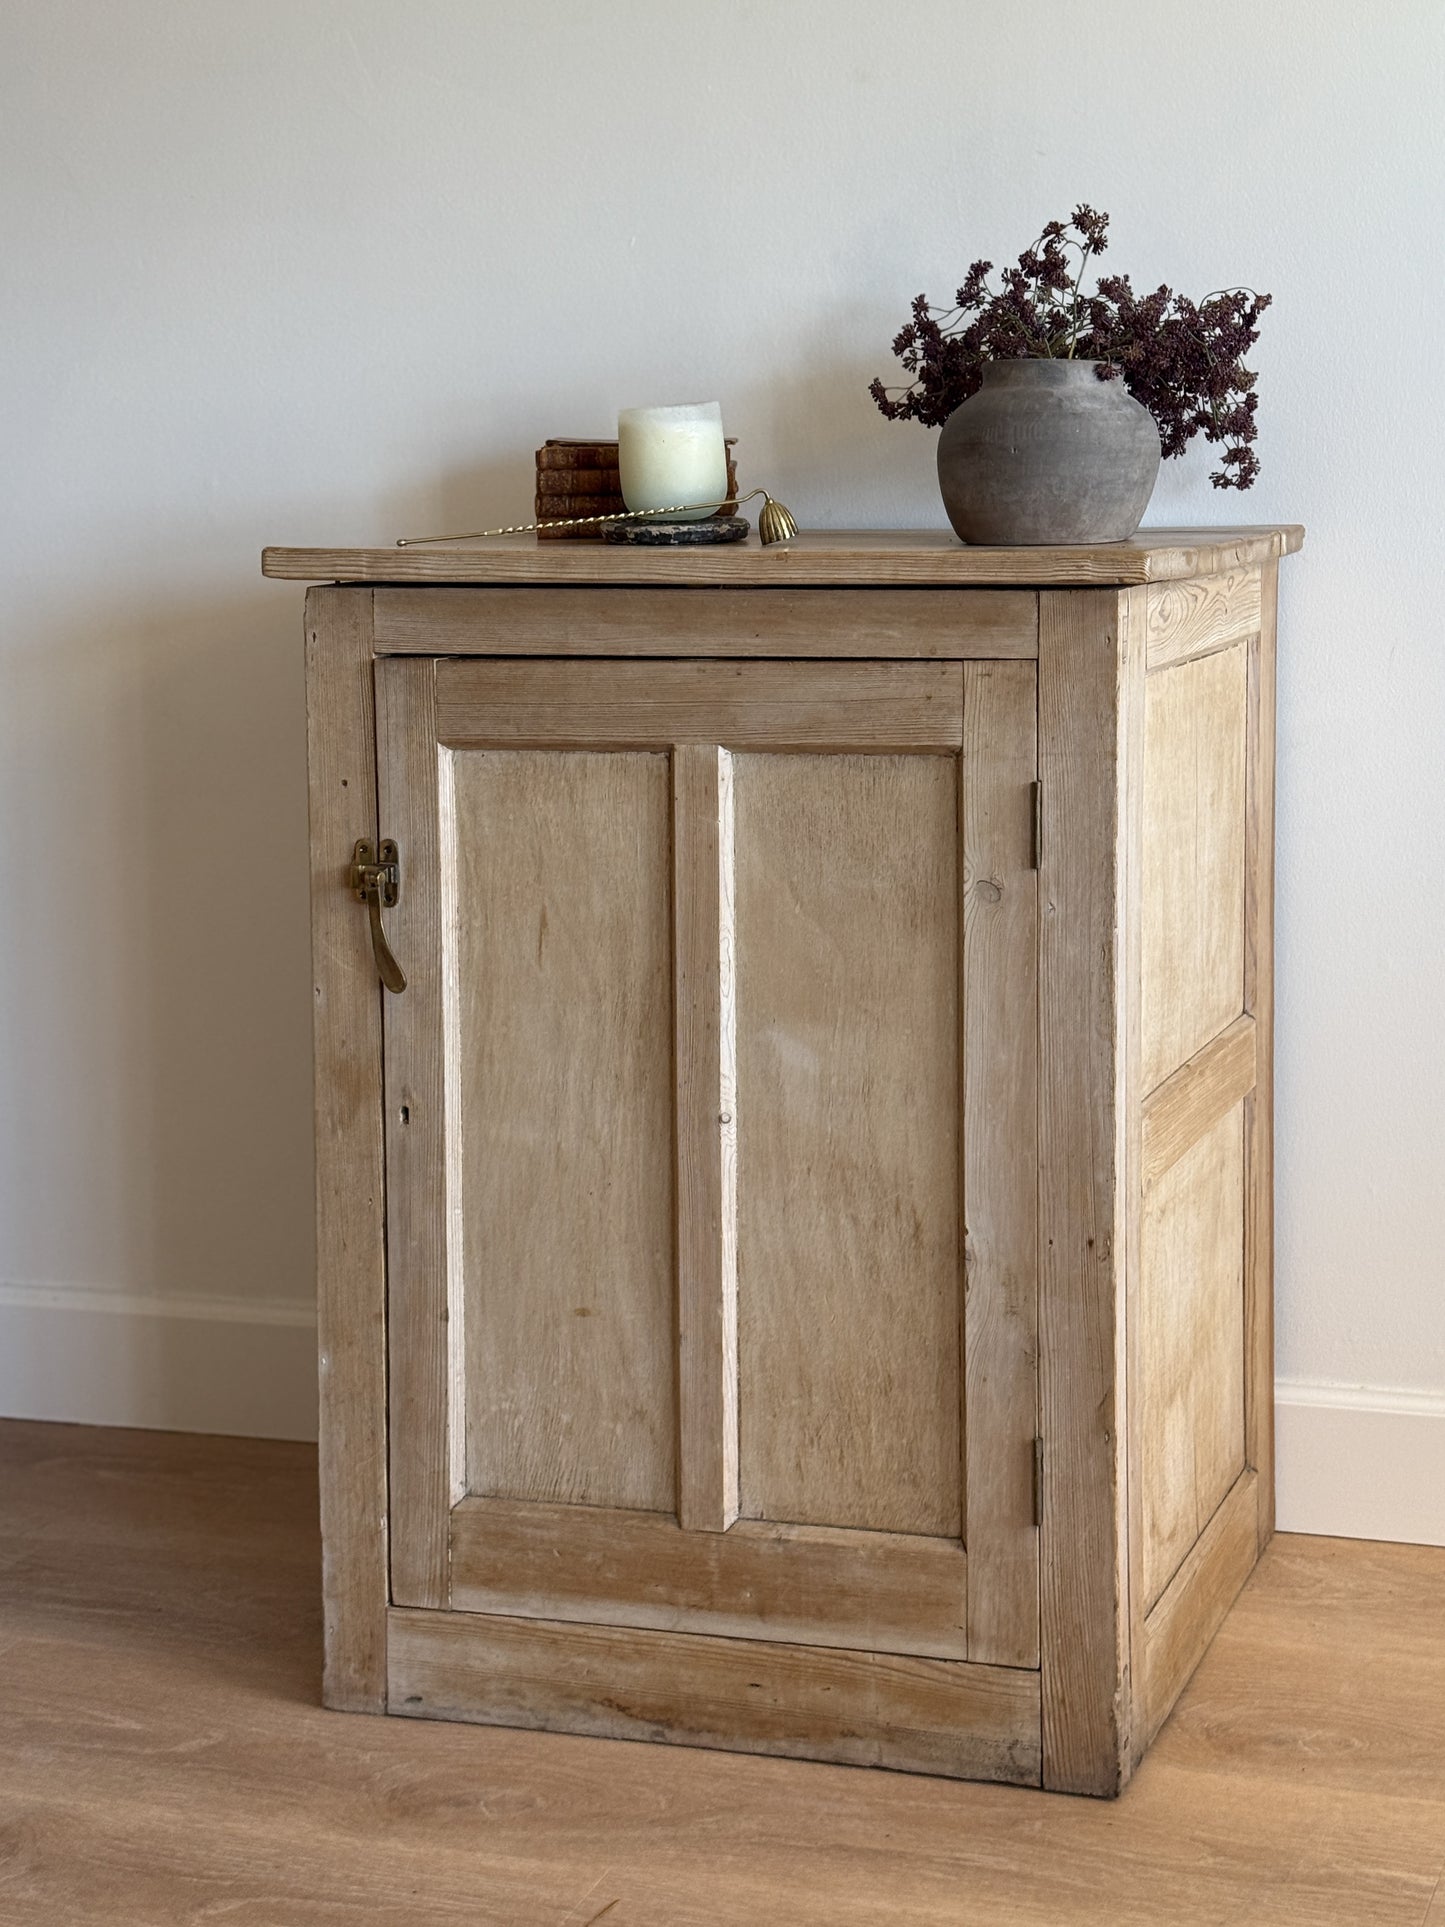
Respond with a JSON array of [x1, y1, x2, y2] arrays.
[[396, 486, 799, 549]]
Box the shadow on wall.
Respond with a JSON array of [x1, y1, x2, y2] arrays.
[[415, 371, 942, 539], [389, 452, 528, 544], [0, 568, 316, 1434], [1, 387, 934, 1445], [0, 456, 537, 1441], [721, 329, 946, 530]]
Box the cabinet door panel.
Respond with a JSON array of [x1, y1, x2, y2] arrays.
[[378, 655, 1038, 1668], [452, 748, 676, 1513], [733, 752, 962, 1538]]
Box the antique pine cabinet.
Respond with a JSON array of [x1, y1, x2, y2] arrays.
[[263, 525, 1302, 1797]]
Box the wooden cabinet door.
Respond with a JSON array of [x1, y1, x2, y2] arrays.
[[377, 655, 1039, 1671]]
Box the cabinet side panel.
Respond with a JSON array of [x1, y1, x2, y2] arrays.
[[305, 586, 388, 1711], [1139, 1103, 1247, 1610], [1144, 567, 1262, 672], [1244, 562, 1279, 1546], [454, 750, 677, 1513], [1139, 1465, 1258, 1749], [735, 751, 962, 1538], [1140, 644, 1248, 1093]]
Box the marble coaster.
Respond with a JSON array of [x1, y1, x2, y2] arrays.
[[603, 515, 750, 546]]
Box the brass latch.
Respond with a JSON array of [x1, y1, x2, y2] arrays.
[[350, 839, 407, 994]]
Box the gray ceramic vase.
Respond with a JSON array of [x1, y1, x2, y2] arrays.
[[936, 358, 1161, 545]]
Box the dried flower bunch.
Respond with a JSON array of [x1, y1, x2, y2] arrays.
[[869, 207, 1271, 489]]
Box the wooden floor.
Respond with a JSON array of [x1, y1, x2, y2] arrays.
[[1, 1424, 1442, 1925]]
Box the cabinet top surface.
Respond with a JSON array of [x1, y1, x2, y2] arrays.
[[262, 525, 1303, 589]]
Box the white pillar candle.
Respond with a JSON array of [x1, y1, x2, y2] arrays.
[[618, 402, 728, 522]]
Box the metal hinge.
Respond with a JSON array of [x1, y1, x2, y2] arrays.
[[1030, 781, 1042, 871], [351, 838, 407, 994], [1032, 1436, 1044, 1529]]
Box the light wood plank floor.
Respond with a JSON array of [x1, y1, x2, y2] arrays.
[[1, 1420, 1442, 1925]]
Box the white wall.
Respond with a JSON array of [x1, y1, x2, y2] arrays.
[[3, 1, 1442, 1539]]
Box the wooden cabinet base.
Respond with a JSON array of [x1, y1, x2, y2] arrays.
[[386, 1609, 1043, 1786], [1139, 1468, 1260, 1758], [274, 528, 1303, 1796]]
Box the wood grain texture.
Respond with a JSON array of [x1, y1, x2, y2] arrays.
[[961, 661, 1040, 1668], [1141, 641, 1248, 1093], [8, 1421, 1444, 1926], [303, 586, 388, 1709], [297, 553, 1296, 1798], [452, 748, 677, 1513], [1037, 588, 1132, 1795], [673, 746, 739, 1532], [375, 659, 457, 1609], [263, 523, 1305, 585], [1141, 1013, 1257, 1189], [434, 656, 964, 751], [1144, 567, 1262, 672], [449, 1498, 969, 1659], [372, 584, 1039, 658], [1245, 562, 1279, 1546], [1140, 1468, 1259, 1751], [1117, 584, 1150, 1774], [1139, 1104, 1247, 1612], [388, 1607, 1041, 1784], [734, 748, 963, 1537]]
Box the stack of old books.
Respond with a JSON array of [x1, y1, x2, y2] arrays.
[[534, 440, 626, 540], [534, 439, 740, 539]]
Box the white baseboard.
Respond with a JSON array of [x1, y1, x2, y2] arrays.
[[1275, 1378, 1445, 1547], [1, 1289, 1441, 1544], [0, 1281, 317, 1442]]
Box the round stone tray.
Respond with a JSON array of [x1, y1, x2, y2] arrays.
[[603, 515, 749, 546]]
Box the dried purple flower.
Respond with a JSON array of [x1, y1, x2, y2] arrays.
[[871, 208, 1271, 489]]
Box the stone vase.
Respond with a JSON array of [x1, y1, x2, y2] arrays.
[[936, 358, 1161, 545]]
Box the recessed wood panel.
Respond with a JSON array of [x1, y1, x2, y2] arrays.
[[1140, 1102, 1247, 1610], [734, 753, 962, 1537], [1141, 643, 1247, 1092], [434, 657, 962, 751], [450, 1498, 969, 1659], [452, 749, 676, 1513]]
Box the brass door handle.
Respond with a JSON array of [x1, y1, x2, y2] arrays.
[[350, 839, 407, 994]]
